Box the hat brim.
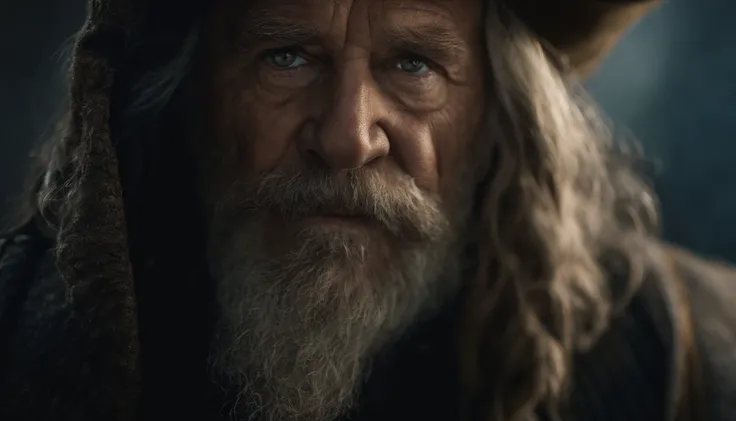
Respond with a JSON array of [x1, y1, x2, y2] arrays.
[[510, 0, 661, 75]]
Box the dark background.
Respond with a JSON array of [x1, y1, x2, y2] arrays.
[[1, 1, 735, 262]]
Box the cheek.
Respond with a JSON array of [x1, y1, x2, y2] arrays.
[[390, 121, 438, 193], [389, 94, 485, 201], [210, 74, 307, 177], [433, 99, 486, 203]]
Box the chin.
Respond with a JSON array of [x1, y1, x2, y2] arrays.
[[299, 223, 398, 264]]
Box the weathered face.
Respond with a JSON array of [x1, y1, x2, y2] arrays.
[[196, 0, 487, 419], [199, 0, 487, 227]]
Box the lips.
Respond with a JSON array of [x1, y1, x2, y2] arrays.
[[318, 212, 364, 218], [299, 209, 374, 227], [305, 213, 369, 221], [308, 207, 369, 219]]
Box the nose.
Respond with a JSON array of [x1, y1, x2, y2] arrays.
[[300, 69, 390, 170]]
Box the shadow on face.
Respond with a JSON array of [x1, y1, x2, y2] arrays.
[[196, 4, 493, 417], [197, 0, 489, 249]]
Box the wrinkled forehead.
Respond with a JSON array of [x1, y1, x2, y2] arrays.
[[237, 0, 481, 20], [210, 0, 484, 48]]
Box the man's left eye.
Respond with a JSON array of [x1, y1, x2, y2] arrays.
[[266, 50, 309, 69], [396, 57, 431, 75]]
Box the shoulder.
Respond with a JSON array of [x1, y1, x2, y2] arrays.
[[0, 222, 62, 333], [661, 244, 736, 421], [662, 244, 736, 316], [567, 241, 736, 421], [567, 245, 677, 421], [0, 222, 61, 345], [0, 223, 90, 419], [660, 244, 736, 354]]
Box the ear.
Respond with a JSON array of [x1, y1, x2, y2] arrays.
[[508, 0, 661, 76]]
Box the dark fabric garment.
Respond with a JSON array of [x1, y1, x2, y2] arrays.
[[666, 247, 736, 421], [2, 223, 735, 421]]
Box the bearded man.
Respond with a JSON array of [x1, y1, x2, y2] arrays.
[[1, 0, 735, 420]]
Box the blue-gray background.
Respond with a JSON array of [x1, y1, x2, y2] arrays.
[[1, 0, 734, 262]]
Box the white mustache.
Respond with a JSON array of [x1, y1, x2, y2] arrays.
[[228, 168, 449, 242]]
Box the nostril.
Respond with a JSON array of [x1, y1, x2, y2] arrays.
[[363, 154, 383, 167]]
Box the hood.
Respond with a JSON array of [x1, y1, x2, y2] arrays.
[[51, 0, 659, 418]]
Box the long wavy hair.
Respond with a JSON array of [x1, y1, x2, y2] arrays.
[[19, 1, 658, 420], [458, 3, 658, 420]]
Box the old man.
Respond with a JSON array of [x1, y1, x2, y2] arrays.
[[1, 0, 735, 420]]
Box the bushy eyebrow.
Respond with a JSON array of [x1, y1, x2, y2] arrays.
[[241, 8, 321, 45], [383, 23, 467, 64], [239, 8, 468, 64]]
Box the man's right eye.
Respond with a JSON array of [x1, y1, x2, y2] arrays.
[[265, 50, 309, 69], [395, 56, 431, 76]]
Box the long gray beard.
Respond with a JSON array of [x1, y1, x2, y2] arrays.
[[202, 164, 477, 420], [208, 216, 459, 421]]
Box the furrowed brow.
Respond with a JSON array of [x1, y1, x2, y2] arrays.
[[241, 9, 321, 46], [237, 8, 468, 65], [385, 23, 467, 64]]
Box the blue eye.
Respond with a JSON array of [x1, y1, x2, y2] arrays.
[[268, 51, 308, 69], [396, 57, 430, 75]]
